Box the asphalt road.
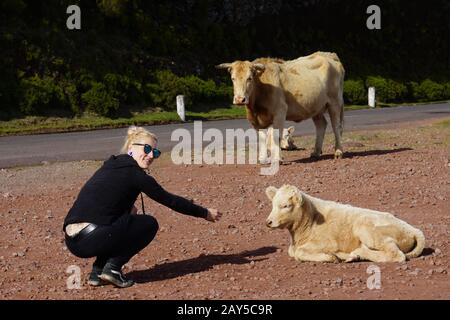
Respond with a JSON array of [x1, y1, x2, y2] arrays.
[[0, 103, 449, 168]]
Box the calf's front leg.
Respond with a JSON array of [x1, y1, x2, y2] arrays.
[[294, 248, 340, 263]]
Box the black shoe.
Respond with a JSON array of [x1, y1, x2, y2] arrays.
[[98, 264, 134, 288], [88, 267, 107, 287]]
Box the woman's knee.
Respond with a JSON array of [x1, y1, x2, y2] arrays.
[[146, 215, 159, 235], [134, 215, 159, 239]]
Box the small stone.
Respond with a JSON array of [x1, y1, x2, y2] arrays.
[[409, 268, 421, 276], [435, 268, 447, 274]]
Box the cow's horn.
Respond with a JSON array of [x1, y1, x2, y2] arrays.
[[216, 63, 232, 69], [252, 63, 265, 72]]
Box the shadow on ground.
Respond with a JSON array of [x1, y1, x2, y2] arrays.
[[287, 147, 413, 164], [128, 246, 278, 283]]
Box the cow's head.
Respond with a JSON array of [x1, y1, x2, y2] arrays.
[[265, 185, 304, 229], [216, 61, 265, 105], [281, 126, 296, 150]]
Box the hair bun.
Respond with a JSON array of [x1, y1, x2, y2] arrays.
[[127, 126, 139, 136]]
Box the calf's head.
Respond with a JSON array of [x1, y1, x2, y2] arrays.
[[216, 61, 265, 105], [281, 126, 296, 150], [265, 185, 304, 229]]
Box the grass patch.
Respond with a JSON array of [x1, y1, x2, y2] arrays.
[[0, 106, 247, 136], [438, 119, 450, 127]]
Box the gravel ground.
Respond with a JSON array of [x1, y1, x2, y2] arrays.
[[0, 118, 449, 300]]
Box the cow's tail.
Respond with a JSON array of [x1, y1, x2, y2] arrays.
[[405, 228, 426, 259]]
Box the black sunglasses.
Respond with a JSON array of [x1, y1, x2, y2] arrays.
[[132, 143, 161, 158]]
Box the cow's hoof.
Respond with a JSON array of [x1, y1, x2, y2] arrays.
[[334, 150, 343, 159], [345, 254, 360, 263], [259, 158, 271, 165], [310, 152, 321, 160]]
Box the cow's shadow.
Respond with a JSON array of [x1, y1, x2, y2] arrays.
[[421, 247, 435, 257], [128, 246, 278, 283], [287, 147, 413, 164]]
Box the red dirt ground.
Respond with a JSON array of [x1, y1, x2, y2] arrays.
[[0, 118, 449, 300]]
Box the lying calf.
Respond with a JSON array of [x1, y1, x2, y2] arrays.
[[265, 185, 425, 263]]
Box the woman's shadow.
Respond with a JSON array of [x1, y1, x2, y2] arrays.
[[128, 246, 278, 283]]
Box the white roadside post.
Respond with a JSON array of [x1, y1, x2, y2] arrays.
[[176, 95, 186, 121], [368, 87, 376, 108]]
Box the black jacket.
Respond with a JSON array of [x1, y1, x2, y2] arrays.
[[63, 154, 208, 228]]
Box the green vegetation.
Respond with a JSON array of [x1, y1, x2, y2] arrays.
[[0, 106, 246, 136], [0, 1, 449, 128], [438, 119, 450, 127]]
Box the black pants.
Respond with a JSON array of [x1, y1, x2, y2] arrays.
[[65, 214, 159, 270]]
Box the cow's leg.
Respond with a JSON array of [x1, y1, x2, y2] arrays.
[[345, 242, 406, 263], [335, 252, 351, 261], [294, 249, 340, 263], [288, 245, 295, 258], [271, 113, 286, 164], [328, 103, 344, 159], [311, 113, 327, 159], [258, 129, 270, 164]]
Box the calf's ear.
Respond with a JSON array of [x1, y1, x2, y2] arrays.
[[265, 186, 278, 201], [287, 126, 295, 134], [291, 191, 303, 206]]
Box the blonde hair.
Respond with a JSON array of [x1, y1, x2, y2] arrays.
[[121, 126, 158, 153]]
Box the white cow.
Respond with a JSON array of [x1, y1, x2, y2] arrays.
[[265, 185, 426, 263], [217, 52, 345, 163]]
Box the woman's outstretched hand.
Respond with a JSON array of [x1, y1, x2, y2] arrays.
[[206, 208, 222, 222]]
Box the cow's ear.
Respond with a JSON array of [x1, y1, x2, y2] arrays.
[[252, 63, 265, 75], [265, 186, 278, 201], [291, 192, 303, 206], [287, 126, 295, 134], [216, 63, 232, 72]]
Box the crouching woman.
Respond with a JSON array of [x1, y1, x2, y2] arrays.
[[63, 126, 221, 288]]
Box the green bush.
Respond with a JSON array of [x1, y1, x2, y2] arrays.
[[81, 82, 119, 116], [19, 75, 67, 115], [365, 76, 407, 103], [183, 75, 232, 109], [75, 70, 97, 94], [0, 73, 19, 116], [103, 73, 143, 105], [145, 70, 189, 110], [411, 79, 446, 102], [445, 83, 450, 100], [61, 80, 81, 115], [144, 70, 232, 111], [343, 79, 366, 105]]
